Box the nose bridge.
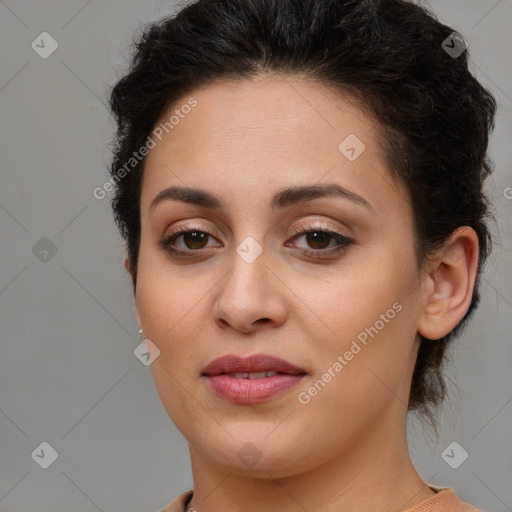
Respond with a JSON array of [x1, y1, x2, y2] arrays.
[[226, 234, 269, 299], [235, 234, 265, 266], [213, 233, 287, 330]]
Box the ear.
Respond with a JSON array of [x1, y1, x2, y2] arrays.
[[417, 226, 479, 341], [123, 254, 131, 273]]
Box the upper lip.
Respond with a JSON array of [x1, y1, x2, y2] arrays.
[[202, 354, 307, 376]]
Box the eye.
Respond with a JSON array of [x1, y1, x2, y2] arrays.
[[158, 223, 355, 258], [285, 223, 355, 257], [159, 226, 221, 257]]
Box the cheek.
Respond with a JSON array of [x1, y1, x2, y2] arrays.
[[135, 246, 209, 347], [137, 270, 208, 429], [295, 315, 413, 444], [298, 261, 408, 351], [293, 260, 418, 406], [134, 250, 215, 406]]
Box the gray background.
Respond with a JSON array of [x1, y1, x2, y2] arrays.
[[0, 0, 511, 511]]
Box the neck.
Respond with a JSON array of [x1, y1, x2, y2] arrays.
[[187, 406, 433, 512]]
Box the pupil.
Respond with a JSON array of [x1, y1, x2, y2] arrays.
[[185, 231, 207, 249], [182, 231, 332, 250], [307, 231, 330, 249]]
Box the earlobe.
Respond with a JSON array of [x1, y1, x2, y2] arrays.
[[417, 226, 479, 341], [123, 255, 131, 273]]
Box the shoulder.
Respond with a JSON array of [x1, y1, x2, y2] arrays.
[[407, 487, 484, 512], [159, 489, 194, 512], [159, 487, 484, 512]]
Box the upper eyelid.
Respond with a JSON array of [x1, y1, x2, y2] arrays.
[[290, 219, 347, 235], [160, 220, 356, 260], [161, 227, 353, 261], [166, 220, 346, 238], [163, 223, 351, 252]]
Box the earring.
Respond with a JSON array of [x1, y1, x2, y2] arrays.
[[138, 328, 144, 342]]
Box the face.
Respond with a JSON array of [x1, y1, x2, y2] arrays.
[[134, 74, 428, 478]]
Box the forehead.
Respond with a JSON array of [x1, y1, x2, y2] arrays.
[[149, 74, 376, 157], [140, 74, 408, 216]]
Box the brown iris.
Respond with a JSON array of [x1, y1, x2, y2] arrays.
[[303, 231, 332, 250], [182, 231, 209, 249]]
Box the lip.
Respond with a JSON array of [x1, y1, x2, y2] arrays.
[[202, 353, 307, 376], [202, 354, 308, 404]]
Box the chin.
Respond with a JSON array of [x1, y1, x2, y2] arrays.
[[195, 431, 318, 478]]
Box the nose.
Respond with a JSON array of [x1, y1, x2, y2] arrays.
[[212, 244, 288, 334]]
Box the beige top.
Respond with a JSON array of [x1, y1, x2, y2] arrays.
[[160, 485, 483, 512]]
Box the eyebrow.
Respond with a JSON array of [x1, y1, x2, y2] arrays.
[[149, 183, 375, 213]]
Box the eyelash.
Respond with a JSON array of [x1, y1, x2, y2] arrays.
[[158, 222, 355, 259]]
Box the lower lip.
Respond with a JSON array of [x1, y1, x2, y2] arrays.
[[204, 374, 306, 404]]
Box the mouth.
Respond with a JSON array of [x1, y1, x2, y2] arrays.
[[202, 353, 307, 376], [202, 354, 307, 404]]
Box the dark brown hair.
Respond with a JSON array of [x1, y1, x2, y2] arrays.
[[107, 0, 497, 428]]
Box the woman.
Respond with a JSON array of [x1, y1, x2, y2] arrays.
[[107, 0, 497, 510]]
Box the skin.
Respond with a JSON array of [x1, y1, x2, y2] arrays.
[[126, 73, 479, 512]]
